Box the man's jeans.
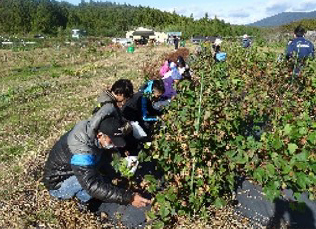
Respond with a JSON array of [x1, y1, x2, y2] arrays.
[[153, 99, 171, 111], [49, 175, 92, 203]]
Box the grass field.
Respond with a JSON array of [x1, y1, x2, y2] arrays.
[[0, 42, 275, 229], [0, 43, 179, 228]]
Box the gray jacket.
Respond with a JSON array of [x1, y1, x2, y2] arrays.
[[43, 92, 133, 205]]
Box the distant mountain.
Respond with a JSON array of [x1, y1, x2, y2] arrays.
[[248, 11, 316, 27]]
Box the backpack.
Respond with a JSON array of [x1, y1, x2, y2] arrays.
[[215, 52, 227, 62]]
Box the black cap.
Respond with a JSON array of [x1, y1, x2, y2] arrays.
[[98, 117, 126, 147]]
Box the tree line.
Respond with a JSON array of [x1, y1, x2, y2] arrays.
[[0, 0, 261, 38], [281, 19, 316, 33]]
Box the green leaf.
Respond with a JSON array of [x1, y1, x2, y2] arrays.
[[156, 194, 165, 204], [294, 162, 307, 170], [235, 151, 248, 164], [296, 172, 311, 189], [308, 132, 316, 145], [299, 127, 307, 135], [272, 138, 283, 150], [196, 179, 204, 187], [166, 192, 177, 202], [254, 168, 265, 183], [147, 211, 157, 220], [152, 221, 164, 229], [288, 143, 298, 154], [295, 152, 308, 162], [232, 78, 241, 85], [282, 164, 292, 175], [284, 124, 292, 135], [148, 185, 157, 193], [159, 206, 170, 219], [144, 175, 156, 183], [178, 210, 186, 216], [263, 184, 280, 201], [174, 154, 184, 163], [266, 164, 275, 177], [214, 197, 226, 208], [293, 192, 302, 201]]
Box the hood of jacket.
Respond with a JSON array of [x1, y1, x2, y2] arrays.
[[97, 90, 116, 104], [67, 97, 118, 155], [143, 80, 153, 94]]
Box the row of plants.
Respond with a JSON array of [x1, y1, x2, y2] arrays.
[[140, 43, 316, 227]]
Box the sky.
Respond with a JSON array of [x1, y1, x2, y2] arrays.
[[62, 0, 316, 25]]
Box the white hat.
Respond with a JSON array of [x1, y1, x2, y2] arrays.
[[243, 34, 248, 39], [214, 38, 222, 46]]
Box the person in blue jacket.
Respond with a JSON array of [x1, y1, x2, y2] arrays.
[[242, 34, 251, 48], [286, 26, 314, 59], [121, 79, 165, 136], [140, 79, 165, 122], [286, 25, 314, 75]]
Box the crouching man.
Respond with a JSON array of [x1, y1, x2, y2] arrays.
[[43, 112, 151, 208]]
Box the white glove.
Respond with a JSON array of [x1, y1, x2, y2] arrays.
[[124, 156, 139, 174], [130, 121, 147, 139]]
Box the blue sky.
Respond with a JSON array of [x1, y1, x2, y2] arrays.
[[61, 0, 316, 24]]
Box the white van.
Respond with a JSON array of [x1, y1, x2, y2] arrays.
[[112, 38, 133, 47]]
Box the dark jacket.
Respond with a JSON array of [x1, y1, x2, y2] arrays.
[[122, 92, 161, 122], [123, 81, 161, 123], [286, 37, 315, 60], [242, 38, 251, 48], [43, 95, 133, 205]]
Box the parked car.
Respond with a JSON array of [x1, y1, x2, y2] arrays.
[[191, 36, 217, 44], [112, 38, 133, 47], [71, 29, 86, 39], [34, 34, 45, 39]]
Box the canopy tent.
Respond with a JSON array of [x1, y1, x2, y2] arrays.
[[132, 31, 155, 37], [167, 32, 182, 37]]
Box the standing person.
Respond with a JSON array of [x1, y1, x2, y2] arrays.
[[43, 113, 151, 208], [286, 25, 314, 75], [174, 36, 179, 50], [213, 38, 222, 62], [213, 38, 222, 54], [242, 34, 251, 48], [213, 38, 226, 62]]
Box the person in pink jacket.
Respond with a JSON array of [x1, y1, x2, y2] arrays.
[[159, 60, 170, 77]]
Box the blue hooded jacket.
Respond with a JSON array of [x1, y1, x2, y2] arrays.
[[286, 37, 314, 59], [141, 80, 159, 122], [242, 38, 251, 48]]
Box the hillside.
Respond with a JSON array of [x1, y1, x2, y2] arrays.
[[0, 0, 260, 38], [248, 11, 316, 27], [281, 18, 316, 32]]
